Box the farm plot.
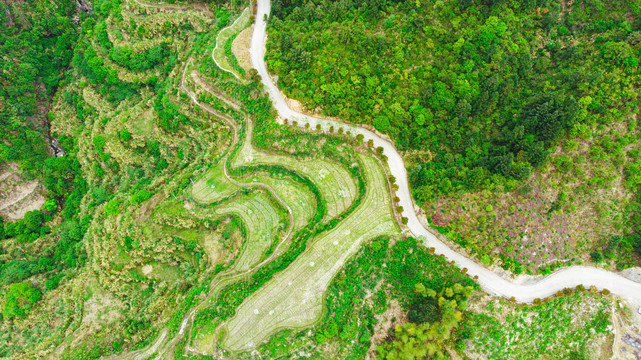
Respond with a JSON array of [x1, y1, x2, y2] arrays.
[[212, 7, 250, 78], [221, 154, 399, 352], [191, 161, 240, 204], [214, 191, 287, 273], [237, 173, 316, 232], [233, 123, 357, 220]]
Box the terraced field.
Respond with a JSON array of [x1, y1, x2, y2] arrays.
[[237, 173, 316, 232], [213, 191, 286, 273], [233, 121, 358, 220], [221, 154, 398, 351], [54, 1, 400, 358], [191, 161, 240, 204]]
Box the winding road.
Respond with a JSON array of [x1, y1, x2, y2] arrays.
[[249, 0, 641, 304]]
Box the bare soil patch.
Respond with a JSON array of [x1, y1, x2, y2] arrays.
[[232, 26, 253, 72], [0, 163, 45, 221]]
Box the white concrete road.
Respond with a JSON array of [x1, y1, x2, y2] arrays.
[[249, 0, 641, 304]]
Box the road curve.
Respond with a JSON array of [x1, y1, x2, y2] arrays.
[[249, 0, 641, 304]]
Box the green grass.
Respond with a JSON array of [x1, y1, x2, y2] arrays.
[[137, 262, 183, 282], [220, 154, 399, 351]]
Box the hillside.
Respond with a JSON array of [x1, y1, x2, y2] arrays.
[[266, 0, 641, 274], [0, 0, 639, 359]]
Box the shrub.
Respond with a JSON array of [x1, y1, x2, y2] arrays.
[[408, 297, 441, 323], [590, 251, 604, 263], [130, 190, 152, 204], [533, 298, 542, 305], [105, 198, 122, 216], [3, 282, 42, 318], [93, 135, 106, 153], [119, 130, 132, 141]]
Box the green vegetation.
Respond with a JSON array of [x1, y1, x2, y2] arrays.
[[2, 282, 42, 318], [222, 154, 398, 351], [0, 0, 624, 358], [267, 0, 641, 271], [377, 284, 471, 360], [212, 7, 251, 78], [469, 292, 612, 359]]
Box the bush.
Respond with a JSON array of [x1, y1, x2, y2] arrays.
[[23, 210, 44, 232], [590, 251, 604, 263], [130, 190, 153, 204], [119, 130, 132, 141], [104, 198, 122, 216], [533, 298, 542, 305], [3, 282, 42, 318]]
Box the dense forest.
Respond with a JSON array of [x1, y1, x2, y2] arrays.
[[266, 0, 641, 271], [267, 0, 639, 193]]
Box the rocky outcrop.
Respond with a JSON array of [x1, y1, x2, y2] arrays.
[[77, 0, 92, 14]]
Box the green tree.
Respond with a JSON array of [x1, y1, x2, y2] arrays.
[[590, 251, 604, 263], [3, 282, 42, 318]]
